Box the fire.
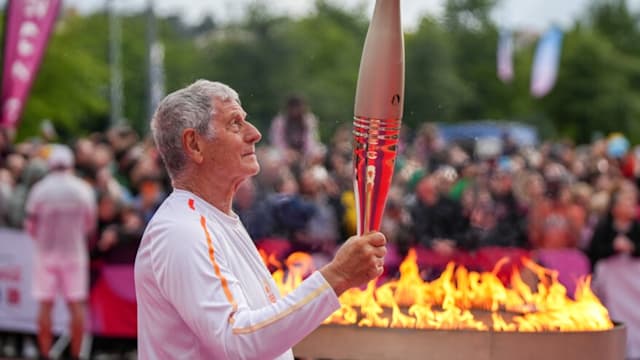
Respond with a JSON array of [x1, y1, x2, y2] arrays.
[[267, 249, 613, 332]]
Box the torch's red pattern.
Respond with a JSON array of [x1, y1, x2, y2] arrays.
[[353, 116, 401, 235]]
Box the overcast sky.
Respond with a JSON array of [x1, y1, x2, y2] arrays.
[[14, 0, 640, 31]]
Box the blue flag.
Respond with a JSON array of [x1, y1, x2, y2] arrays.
[[530, 26, 564, 98]]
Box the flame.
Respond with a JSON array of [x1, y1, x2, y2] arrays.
[[269, 249, 614, 332], [269, 251, 315, 296]]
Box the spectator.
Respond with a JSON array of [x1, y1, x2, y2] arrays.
[[571, 182, 596, 249], [296, 165, 342, 259], [269, 95, 324, 168], [131, 175, 166, 224], [6, 158, 48, 228], [409, 174, 466, 256], [73, 138, 98, 186], [24, 144, 97, 360], [461, 188, 526, 250], [0, 168, 13, 226], [588, 190, 640, 269], [489, 169, 526, 243], [408, 122, 446, 171], [6, 152, 26, 182], [0, 127, 13, 163], [95, 205, 144, 265], [528, 166, 585, 249]]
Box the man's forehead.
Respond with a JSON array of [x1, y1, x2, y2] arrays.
[[214, 99, 246, 115]]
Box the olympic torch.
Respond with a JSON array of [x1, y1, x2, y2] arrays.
[[353, 0, 404, 235]]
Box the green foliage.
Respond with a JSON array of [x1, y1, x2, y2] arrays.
[[541, 28, 640, 143], [445, 0, 499, 30], [4, 0, 640, 145], [589, 0, 640, 55], [404, 17, 471, 126], [198, 5, 296, 133], [17, 12, 110, 140], [192, 0, 367, 139], [282, 1, 367, 138]]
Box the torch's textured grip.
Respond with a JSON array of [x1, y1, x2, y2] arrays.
[[353, 116, 400, 235]]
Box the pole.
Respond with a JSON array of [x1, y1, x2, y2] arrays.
[[108, 0, 123, 127]]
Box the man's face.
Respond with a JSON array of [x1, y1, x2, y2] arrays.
[[614, 194, 637, 221], [203, 99, 262, 182], [416, 177, 438, 206], [287, 103, 305, 120]]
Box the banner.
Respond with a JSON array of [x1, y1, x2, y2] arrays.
[[0, 228, 69, 333], [0, 0, 62, 130], [593, 255, 640, 358], [497, 29, 514, 83], [0, 228, 138, 337], [530, 26, 564, 98]]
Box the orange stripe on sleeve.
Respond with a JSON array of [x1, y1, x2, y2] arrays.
[[231, 281, 330, 335]]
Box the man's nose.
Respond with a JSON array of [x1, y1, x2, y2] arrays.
[[245, 123, 262, 144]]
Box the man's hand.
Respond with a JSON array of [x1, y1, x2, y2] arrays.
[[320, 232, 387, 296]]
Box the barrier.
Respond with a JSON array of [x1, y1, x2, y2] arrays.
[[8, 226, 631, 356], [0, 229, 137, 338], [593, 255, 640, 359], [0, 228, 69, 334]]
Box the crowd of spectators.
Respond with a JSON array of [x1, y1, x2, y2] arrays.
[[1, 99, 640, 284], [2, 96, 640, 356], [1, 125, 166, 275]]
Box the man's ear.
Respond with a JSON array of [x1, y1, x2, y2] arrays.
[[182, 128, 204, 164]]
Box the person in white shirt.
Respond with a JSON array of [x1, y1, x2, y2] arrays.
[[135, 80, 387, 359], [25, 144, 97, 360]]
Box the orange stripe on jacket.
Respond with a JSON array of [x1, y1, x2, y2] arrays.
[[190, 198, 330, 334], [189, 199, 238, 319]]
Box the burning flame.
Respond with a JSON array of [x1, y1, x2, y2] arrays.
[[266, 249, 613, 332]]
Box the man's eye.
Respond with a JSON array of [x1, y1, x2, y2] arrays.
[[230, 120, 242, 130]]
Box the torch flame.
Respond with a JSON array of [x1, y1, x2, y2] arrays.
[[270, 249, 613, 332]]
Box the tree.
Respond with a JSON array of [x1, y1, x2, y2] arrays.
[[443, 0, 520, 121], [194, 0, 367, 140], [589, 0, 640, 55], [281, 0, 367, 139], [445, 0, 498, 31], [404, 17, 471, 127], [540, 27, 640, 143], [9, 0, 640, 145], [17, 12, 110, 140], [195, 3, 294, 133]]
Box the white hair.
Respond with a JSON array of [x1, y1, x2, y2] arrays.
[[151, 80, 239, 180]]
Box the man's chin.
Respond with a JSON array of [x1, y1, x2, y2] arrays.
[[248, 163, 260, 176]]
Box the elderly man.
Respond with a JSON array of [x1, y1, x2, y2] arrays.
[[25, 144, 96, 360], [135, 80, 386, 359]]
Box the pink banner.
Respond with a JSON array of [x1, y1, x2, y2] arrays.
[[0, 0, 61, 130]]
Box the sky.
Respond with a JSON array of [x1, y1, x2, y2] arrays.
[[12, 0, 640, 31]]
